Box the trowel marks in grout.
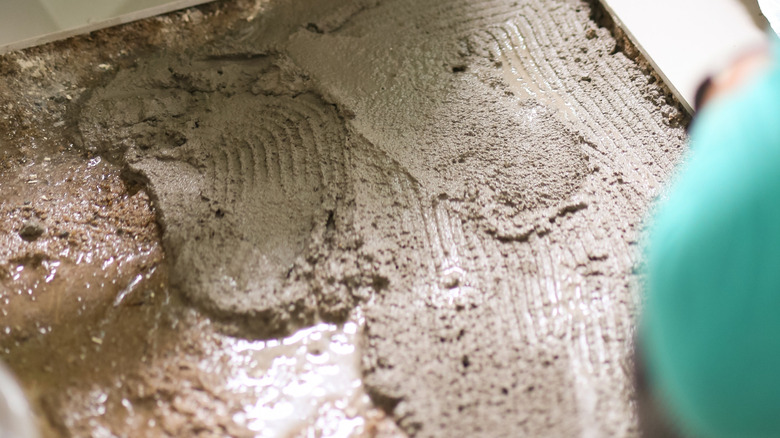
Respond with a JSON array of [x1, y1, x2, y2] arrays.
[[79, 52, 370, 331], [78, 0, 686, 436], [275, 1, 684, 436], [77, 9, 588, 332]]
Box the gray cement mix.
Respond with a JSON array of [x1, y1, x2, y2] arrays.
[[73, 0, 687, 436]]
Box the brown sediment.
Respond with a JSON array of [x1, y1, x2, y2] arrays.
[[1, 3, 401, 437], [0, 0, 688, 436], [0, 90, 396, 438], [0, 154, 168, 436]]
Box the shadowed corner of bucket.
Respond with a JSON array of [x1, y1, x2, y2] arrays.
[[595, 0, 770, 116], [740, 0, 770, 29]]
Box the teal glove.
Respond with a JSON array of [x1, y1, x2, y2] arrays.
[[642, 40, 780, 438]]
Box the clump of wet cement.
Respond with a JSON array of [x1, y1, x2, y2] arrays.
[[78, 0, 591, 335], [80, 51, 370, 332], [75, 0, 687, 436]]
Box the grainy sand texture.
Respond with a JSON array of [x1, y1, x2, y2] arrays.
[[0, 0, 687, 436]]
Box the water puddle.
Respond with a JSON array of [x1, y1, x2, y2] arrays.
[[206, 317, 398, 438], [1, 155, 401, 437], [492, 22, 579, 123]]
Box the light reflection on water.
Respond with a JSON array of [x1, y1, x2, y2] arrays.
[[206, 319, 374, 438]]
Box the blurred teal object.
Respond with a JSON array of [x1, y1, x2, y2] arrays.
[[642, 37, 780, 438]]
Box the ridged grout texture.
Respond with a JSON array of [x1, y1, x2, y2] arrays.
[[77, 0, 687, 436]]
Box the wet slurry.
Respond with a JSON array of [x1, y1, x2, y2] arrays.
[[0, 0, 687, 437]]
